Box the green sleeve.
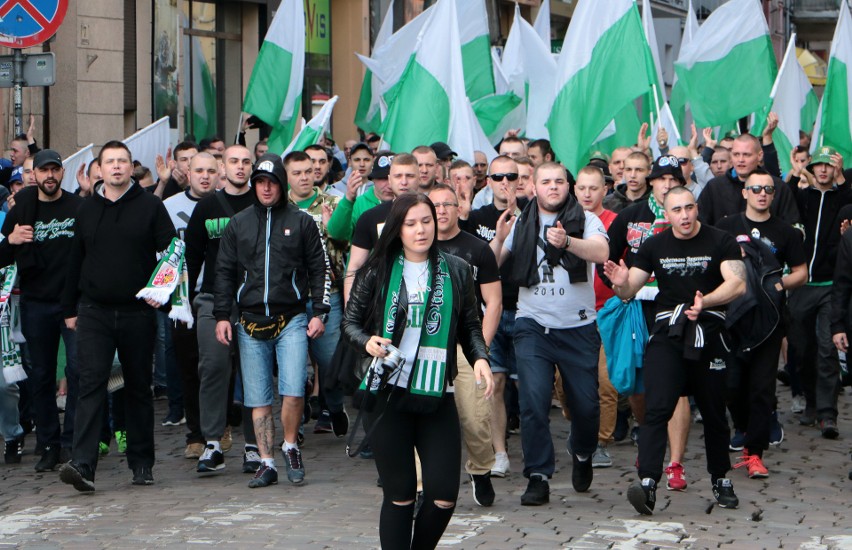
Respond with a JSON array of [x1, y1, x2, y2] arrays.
[[326, 196, 354, 241]]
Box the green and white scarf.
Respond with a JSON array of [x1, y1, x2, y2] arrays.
[[642, 195, 672, 290], [362, 253, 454, 398], [0, 264, 25, 384], [136, 238, 194, 328]]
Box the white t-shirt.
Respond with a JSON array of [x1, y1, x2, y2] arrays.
[[504, 210, 608, 329], [387, 259, 453, 393]]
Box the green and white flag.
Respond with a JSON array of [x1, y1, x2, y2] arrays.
[[381, 0, 495, 161], [284, 96, 339, 156], [183, 33, 216, 141], [243, 0, 304, 155], [502, 3, 557, 140], [755, 34, 819, 172], [810, 0, 852, 160], [354, 1, 394, 134], [674, 0, 777, 128], [546, 0, 654, 174], [669, 0, 698, 134], [642, 0, 681, 157], [533, 0, 551, 47], [457, 0, 495, 102]]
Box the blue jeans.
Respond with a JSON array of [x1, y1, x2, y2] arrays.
[[306, 292, 344, 413], [0, 381, 23, 441], [514, 318, 600, 478], [20, 299, 79, 449], [155, 311, 183, 418], [490, 310, 517, 378], [237, 313, 308, 407]]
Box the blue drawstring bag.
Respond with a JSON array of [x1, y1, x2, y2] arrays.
[[597, 296, 649, 395]]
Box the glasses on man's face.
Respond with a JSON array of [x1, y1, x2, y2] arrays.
[[489, 173, 519, 182], [678, 157, 690, 164], [746, 185, 775, 195], [433, 202, 458, 210]]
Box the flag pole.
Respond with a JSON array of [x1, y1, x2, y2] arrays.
[[234, 112, 244, 145], [651, 83, 663, 126]]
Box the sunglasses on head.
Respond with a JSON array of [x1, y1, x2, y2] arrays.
[[489, 173, 519, 182], [746, 185, 775, 194]]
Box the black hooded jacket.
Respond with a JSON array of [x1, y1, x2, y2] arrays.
[[62, 180, 176, 317]]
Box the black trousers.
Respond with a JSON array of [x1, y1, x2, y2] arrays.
[[728, 328, 783, 456], [72, 304, 156, 474], [172, 321, 203, 445], [637, 327, 731, 483]]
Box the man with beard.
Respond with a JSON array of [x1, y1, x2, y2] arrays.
[[0, 150, 84, 471], [184, 145, 260, 469], [491, 162, 609, 505]]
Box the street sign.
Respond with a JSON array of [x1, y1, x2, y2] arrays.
[[0, 52, 54, 87], [0, 0, 69, 49]]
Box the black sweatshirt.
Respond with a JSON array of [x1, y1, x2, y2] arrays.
[[184, 189, 256, 296], [0, 187, 83, 302], [62, 182, 176, 317]]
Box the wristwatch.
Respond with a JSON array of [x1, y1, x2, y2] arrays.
[[565, 235, 572, 249], [315, 313, 329, 324]]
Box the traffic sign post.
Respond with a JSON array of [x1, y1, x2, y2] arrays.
[[0, 0, 68, 135]]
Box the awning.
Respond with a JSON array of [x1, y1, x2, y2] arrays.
[[797, 47, 828, 86]]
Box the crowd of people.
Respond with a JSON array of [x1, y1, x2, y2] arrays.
[[0, 113, 850, 547]]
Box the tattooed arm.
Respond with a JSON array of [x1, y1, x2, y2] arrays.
[[701, 259, 747, 311]]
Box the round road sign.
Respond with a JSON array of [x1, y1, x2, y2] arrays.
[[0, 0, 68, 49]]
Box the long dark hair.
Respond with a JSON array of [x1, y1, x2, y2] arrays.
[[357, 193, 440, 324]]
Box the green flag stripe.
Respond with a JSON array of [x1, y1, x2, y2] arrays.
[[244, 44, 295, 126], [381, 58, 451, 153], [461, 34, 495, 101]]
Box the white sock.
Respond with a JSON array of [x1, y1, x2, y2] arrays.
[[283, 439, 298, 452], [262, 458, 276, 469], [576, 454, 589, 462], [207, 441, 221, 452]]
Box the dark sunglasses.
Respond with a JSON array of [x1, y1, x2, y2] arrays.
[[746, 185, 775, 195], [489, 172, 519, 182]]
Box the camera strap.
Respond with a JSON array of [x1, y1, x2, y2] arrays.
[[346, 359, 392, 458]]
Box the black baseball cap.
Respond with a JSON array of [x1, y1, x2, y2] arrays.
[[251, 154, 286, 186], [430, 142, 457, 161], [349, 142, 373, 157], [369, 150, 394, 180], [648, 155, 686, 185], [33, 149, 63, 169]]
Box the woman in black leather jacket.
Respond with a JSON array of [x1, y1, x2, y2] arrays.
[[342, 192, 493, 550]]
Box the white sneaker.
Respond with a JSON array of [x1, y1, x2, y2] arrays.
[[791, 395, 806, 414], [491, 452, 510, 477]]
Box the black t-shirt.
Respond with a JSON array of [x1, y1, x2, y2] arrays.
[[461, 200, 528, 311], [633, 225, 741, 312], [161, 177, 184, 200], [352, 200, 393, 250], [0, 190, 84, 302], [715, 213, 806, 269], [437, 230, 500, 316]]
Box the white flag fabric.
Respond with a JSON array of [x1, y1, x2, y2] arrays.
[[643, 0, 681, 155], [380, 0, 495, 163], [354, 1, 394, 134], [284, 96, 339, 156], [547, 0, 654, 173], [243, 0, 305, 154], [670, 0, 699, 132], [533, 0, 551, 48], [502, 4, 557, 140], [810, 0, 852, 159], [61, 144, 95, 192], [674, 0, 776, 128], [125, 117, 170, 177]]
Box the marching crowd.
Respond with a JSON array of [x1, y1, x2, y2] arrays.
[[0, 115, 850, 547]]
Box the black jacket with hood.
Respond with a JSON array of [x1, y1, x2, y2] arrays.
[[62, 180, 176, 317], [213, 190, 331, 322]]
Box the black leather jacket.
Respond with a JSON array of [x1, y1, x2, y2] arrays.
[[342, 252, 490, 382]]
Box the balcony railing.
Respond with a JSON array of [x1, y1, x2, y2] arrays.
[[792, 0, 841, 12]]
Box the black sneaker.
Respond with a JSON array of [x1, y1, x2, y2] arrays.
[[627, 478, 656, 515], [35, 446, 60, 472], [572, 453, 593, 493], [132, 467, 154, 486], [330, 410, 349, 438], [469, 472, 495, 507], [197, 444, 225, 474], [712, 478, 739, 509], [507, 415, 520, 435], [242, 446, 261, 474], [284, 447, 305, 484], [59, 462, 95, 492], [520, 475, 549, 506], [4, 435, 24, 464], [820, 418, 839, 439], [613, 409, 630, 442], [248, 464, 278, 488], [313, 410, 333, 434], [161, 413, 185, 427]]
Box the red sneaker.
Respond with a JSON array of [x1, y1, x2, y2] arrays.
[[734, 451, 769, 478], [664, 461, 687, 491]]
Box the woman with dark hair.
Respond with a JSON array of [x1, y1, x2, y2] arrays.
[[343, 192, 493, 549]]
